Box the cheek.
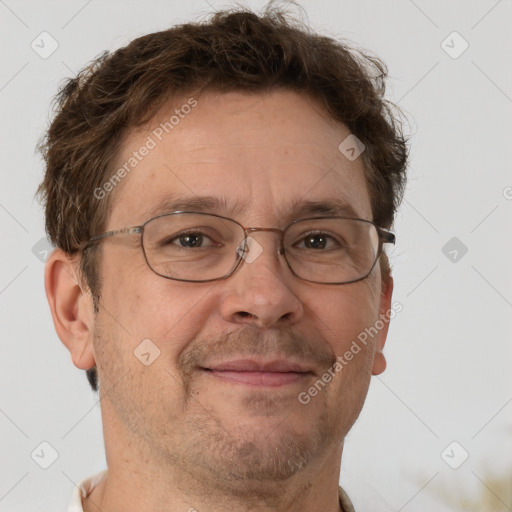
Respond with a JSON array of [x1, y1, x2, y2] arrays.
[[101, 247, 192, 337], [313, 280, 381, 358], [101, 261, 221, 374], [92, 274, 213, 419]]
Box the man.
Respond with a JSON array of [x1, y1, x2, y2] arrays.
[[38, 5, 408, 512]]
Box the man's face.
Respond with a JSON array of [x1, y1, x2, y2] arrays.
[[90, 90, 391, 491]]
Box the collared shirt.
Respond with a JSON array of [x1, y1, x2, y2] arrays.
[[67, 470, 355, 512]]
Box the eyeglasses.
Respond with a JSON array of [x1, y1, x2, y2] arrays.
[[82, 211, 395, 285]]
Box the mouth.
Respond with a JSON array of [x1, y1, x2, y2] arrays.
[[200, 359, 315, 387]]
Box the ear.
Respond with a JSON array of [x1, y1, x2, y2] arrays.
[[371, 274, 394, 376], [44, 249, 96, 370]]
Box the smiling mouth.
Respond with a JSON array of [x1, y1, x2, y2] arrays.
[[200, 359, 315, 387]]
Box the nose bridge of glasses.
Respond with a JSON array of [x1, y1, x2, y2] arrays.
[[242, 227, 285, 256]]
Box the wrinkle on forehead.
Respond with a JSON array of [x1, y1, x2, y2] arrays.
[[108, 90, 373, 227]]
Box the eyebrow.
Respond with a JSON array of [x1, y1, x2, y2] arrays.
[[141, 195, 362, 224]]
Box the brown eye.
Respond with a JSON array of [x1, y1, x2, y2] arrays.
[[295, 232, 343, 250]]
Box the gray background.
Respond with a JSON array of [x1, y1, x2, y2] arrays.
[[0, 0, 511, 510]]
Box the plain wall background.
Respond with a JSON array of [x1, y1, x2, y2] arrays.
[[0, 1, 511, 510]]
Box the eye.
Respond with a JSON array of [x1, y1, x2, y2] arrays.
[[162, 230, 218, 248], [295, 232, 344, 250]]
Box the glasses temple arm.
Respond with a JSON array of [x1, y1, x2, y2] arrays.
[[378, 228, 396, 245], [79, 226, 143, 250]]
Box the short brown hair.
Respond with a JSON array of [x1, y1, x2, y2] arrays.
[[37, 4, 409, 392]]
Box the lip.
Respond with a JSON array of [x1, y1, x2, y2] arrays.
[[201, 359, 315, 387]]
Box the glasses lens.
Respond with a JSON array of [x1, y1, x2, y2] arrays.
[[284, 218, 380, 283], [142, 214, 381, 284], [142, 213, 244, 281]]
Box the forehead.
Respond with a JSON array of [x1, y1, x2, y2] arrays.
[[107, 90, 372, 227]]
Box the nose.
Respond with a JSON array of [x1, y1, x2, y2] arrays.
[[219, 231, 304, 329]]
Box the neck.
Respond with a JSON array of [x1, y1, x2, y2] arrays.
[[83, 465, 345, 512], [83, 419, 345, 512]]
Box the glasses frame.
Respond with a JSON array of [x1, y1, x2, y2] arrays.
[[81, 211, 396, 285]]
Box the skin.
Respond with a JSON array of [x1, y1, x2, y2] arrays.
[[45, 90, 393, 512]]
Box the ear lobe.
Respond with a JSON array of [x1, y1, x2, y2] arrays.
[[371, 274, 394, 376], [44, 249, 96, 370]]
